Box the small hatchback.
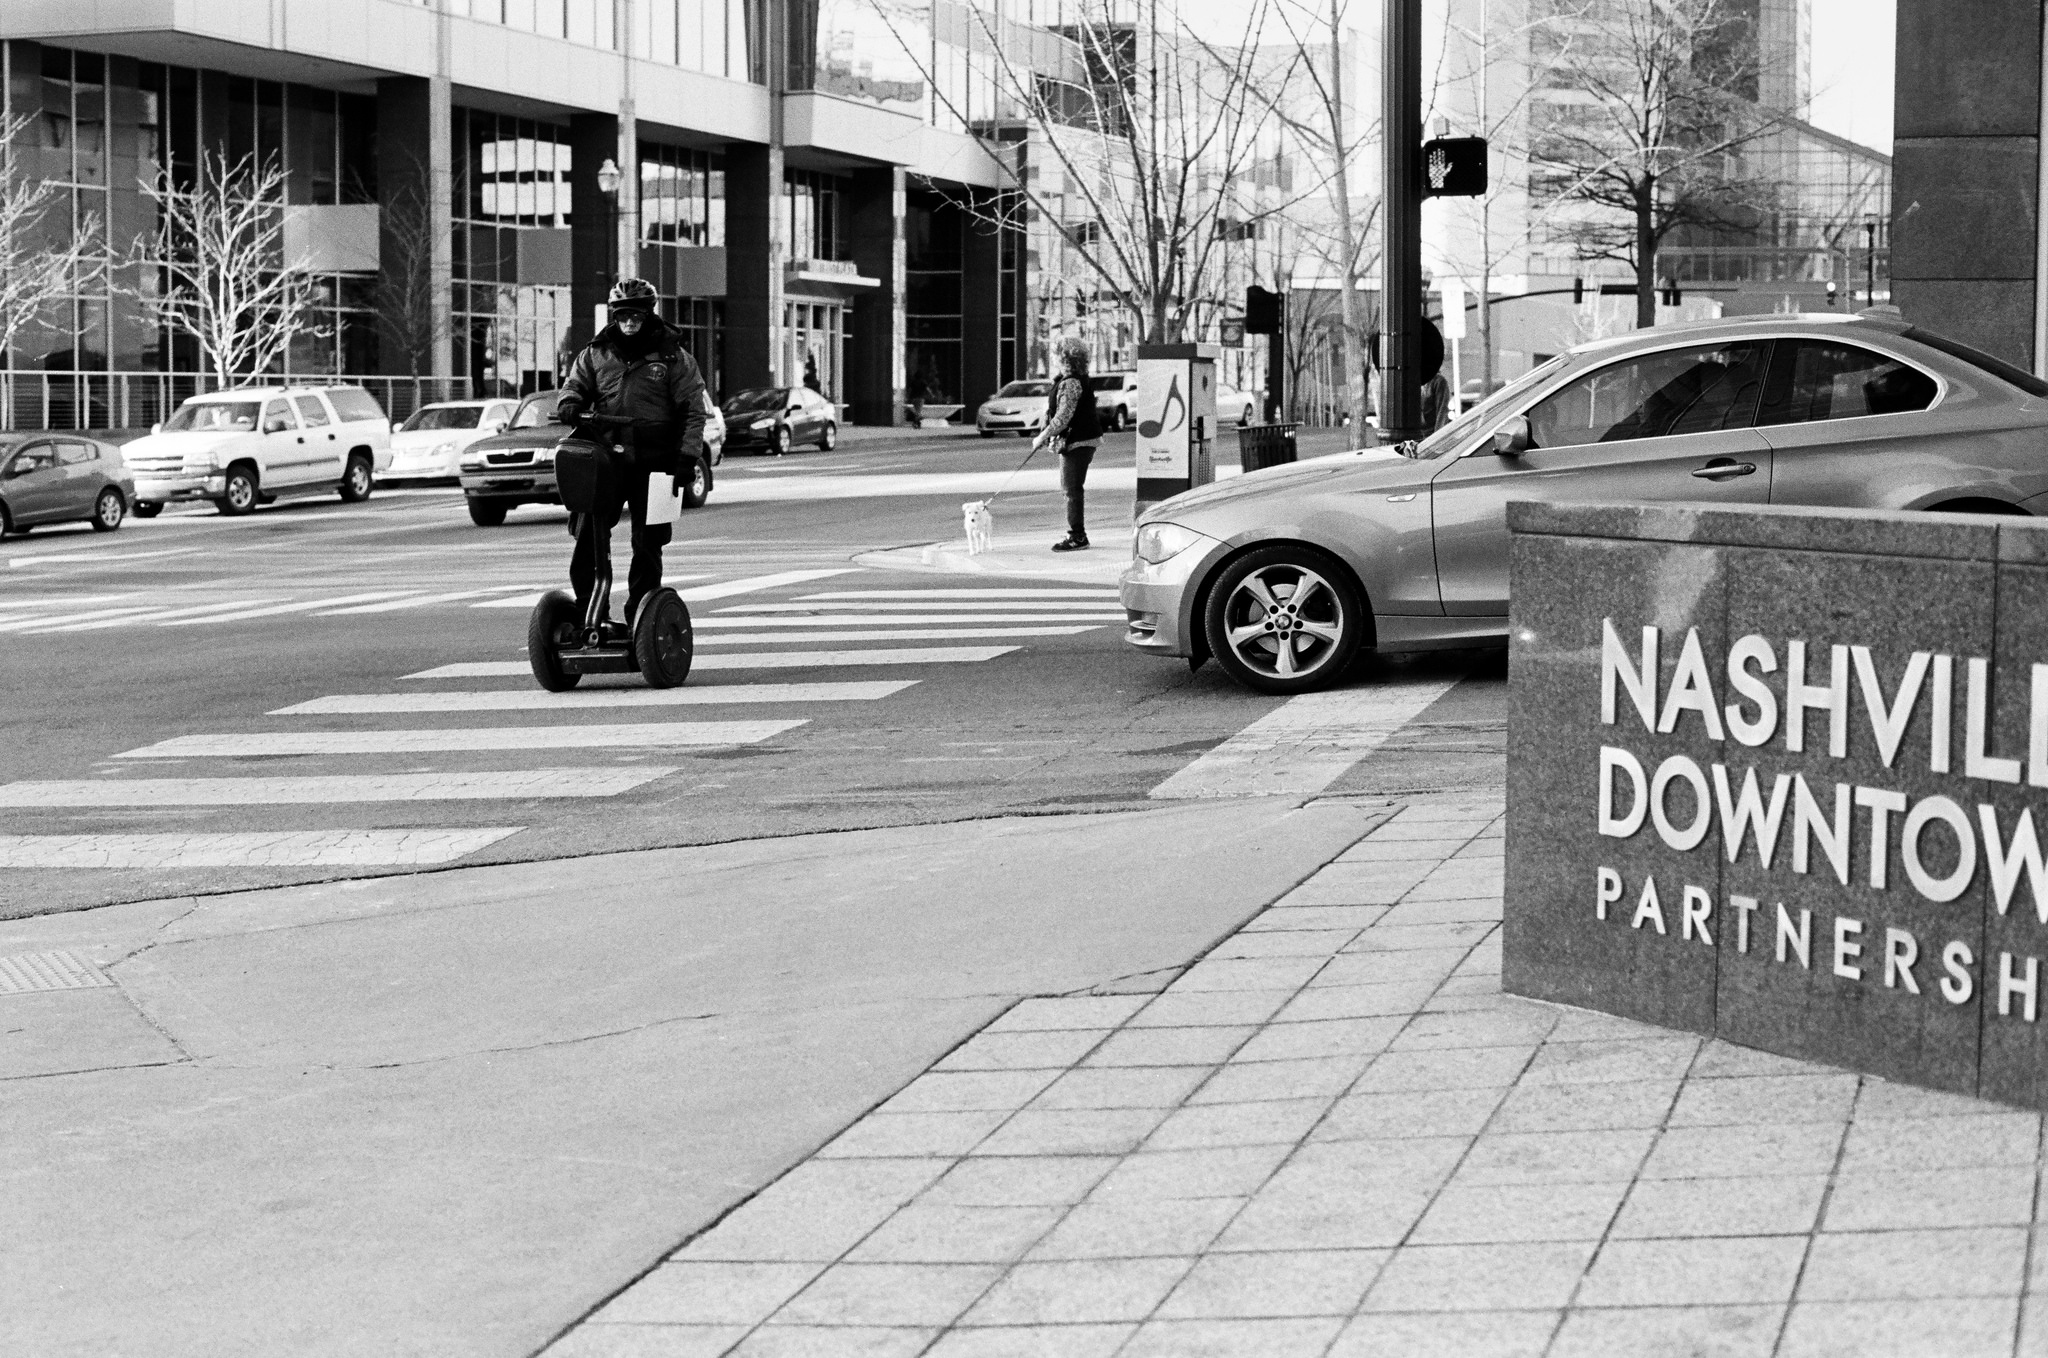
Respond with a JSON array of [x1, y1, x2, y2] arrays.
[[0, 434, 135, 534], [1123, 312, 2048, 693]]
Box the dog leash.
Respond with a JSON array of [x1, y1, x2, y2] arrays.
[[976, 437, 1049, 510]]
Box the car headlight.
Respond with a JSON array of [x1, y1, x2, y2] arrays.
[[1135, 521, 1208, 565], [432, 440, 458, 459]]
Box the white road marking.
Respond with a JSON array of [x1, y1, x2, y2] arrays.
[[162, 591, 422, 624], [272, 680, 915, 714], [7, 547, 202, 570], [24, 598, 289, 632], [0, 828, 523, 868], [116, 720, 806, 758], [0, 593, 136, 608], [0, 768, 677, 807], [698, 626, 1100, 645], [677, 568, 858, 601], [800, 589, 1119, 600], [733, 600, 1120, 614], [695, 613, 1123, 627], [407, 647, 1015, 679], [1148, 678, 1464, 800], [0, 605, 165, 633], [315, 587, 537, 614]]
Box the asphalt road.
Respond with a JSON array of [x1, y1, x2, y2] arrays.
[[2, 422, 1508, 1357], [0, 423, 1488, 920]]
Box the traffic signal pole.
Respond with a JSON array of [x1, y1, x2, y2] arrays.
[[1380, 0, 1423, 442]]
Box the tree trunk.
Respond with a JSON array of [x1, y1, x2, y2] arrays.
[[1326, 0, 1370, 442], [1635, 175, 1657, 329]]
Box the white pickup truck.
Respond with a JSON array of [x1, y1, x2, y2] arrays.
[[123, 385, 392, 517]]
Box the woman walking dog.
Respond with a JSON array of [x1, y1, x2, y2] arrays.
[[1032, 338, 1102, 552]]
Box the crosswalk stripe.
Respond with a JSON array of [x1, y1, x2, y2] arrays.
[[695, 613, 1123, 627], [406, 647, 1015, 680], [678, 568, 859, 601], [0, 828, 523, 868], [316, 587, 537, 615], [272, 680, 915, 714], [7, 546, 202, 570], [0, 593, 136, 609], [115, 720, 806, 758], [698, 626, 1100, 645], [0, 768, 675, 807], [1148, 678, 1463, 800], [734, 600, 1120, 614], [24, 598, 290, 633], [0, 605, 164, 633], [162, 591, 422, 625], [800, 589, 1119, 600]]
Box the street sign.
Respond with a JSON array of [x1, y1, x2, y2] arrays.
[[1419, 137, 1487, 199], [1219, 318, 1245, 348], [1437, 279, 1466, 340]]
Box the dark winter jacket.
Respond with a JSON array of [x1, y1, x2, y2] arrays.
[[560, 319, 708, 474]]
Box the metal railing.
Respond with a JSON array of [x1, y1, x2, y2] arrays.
[[1, 372, 477, 434]]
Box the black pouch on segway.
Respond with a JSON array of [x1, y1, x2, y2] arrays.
[[554, 438, 608, 516]]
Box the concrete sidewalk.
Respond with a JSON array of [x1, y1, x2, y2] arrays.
[[547, 795, 2048, 1358]]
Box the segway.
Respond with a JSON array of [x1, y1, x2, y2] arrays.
[[529, 417, 694, 692]]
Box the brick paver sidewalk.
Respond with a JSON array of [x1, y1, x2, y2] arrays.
[[546, 797, 2048, 1358]]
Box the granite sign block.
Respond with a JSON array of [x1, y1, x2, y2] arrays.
[[1505, 501, 2048, 1110]]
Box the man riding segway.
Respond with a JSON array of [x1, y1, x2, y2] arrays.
[[528, 277, 705, 691]]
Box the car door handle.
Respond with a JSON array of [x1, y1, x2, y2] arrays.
[[1692, 459, 1756, 480], [296, 436, 305, 444]]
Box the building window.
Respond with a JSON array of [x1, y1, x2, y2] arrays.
[[452, 107, 574, 394], [784, 168, 846, 265]]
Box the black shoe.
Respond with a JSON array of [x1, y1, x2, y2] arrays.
[[1051, 535, 1090, 552]]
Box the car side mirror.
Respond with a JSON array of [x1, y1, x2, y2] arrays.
[[391, 420, 403, 433], [1492, 416, 1533, 456], [490, 420, 507, 433], [151, 422, 162, 435]]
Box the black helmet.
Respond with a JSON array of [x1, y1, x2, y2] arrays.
[[608, 277, 659, 313]]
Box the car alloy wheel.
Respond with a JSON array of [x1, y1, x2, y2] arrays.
[[340, 455, 373, 502], [219, 467, 258, 515], [1204, 547, 1364, 694], [92, 487, 125, 532], [820, 421, 838, 451], [774, 426, 792, 455]]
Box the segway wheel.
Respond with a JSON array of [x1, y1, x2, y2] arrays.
[[528, 589, 582, 691], [633, 587, 693, 689]]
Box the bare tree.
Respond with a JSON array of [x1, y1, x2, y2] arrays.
[[375, 151, 445, 379], [126, 150, 328, 388], [1527, 0, 1787, 327], [0, 112, 100, 427], [872, 0, 1285, 346]]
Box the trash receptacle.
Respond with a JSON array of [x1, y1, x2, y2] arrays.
[[1237, 422, 1299, 472]]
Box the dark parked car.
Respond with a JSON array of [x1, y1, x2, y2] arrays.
[[458, 389, 721, 527], [723, 386, 838, 454], [0, 434, 135, 535], [1123, 312, 2048, 693]]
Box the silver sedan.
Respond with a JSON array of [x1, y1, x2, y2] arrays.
[[1122, 312, 2048, 693]]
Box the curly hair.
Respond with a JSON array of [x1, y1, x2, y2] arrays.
[[1055, 337, 1091, 377]]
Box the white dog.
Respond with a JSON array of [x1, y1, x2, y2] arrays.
[[963, 499, 994, 555]]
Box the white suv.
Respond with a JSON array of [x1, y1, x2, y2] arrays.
[[125, 386, 393, 517], [1090, 371, 1139, 430]]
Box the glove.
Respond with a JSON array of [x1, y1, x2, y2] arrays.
[[555, 396, 583, 426]]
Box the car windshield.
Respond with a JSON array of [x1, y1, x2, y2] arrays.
[[1902, 327, 2048, 397], [997, 381, 1051, 398], [1406, 355, 1571, 459], [164, 401, 261, 433], [725, 388, 789, 413], [511, 393, 563, 428], [1086, 376, 1127, 392], [402, 406, 484, 432]]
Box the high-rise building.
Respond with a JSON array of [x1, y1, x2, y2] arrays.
[[0, 1, 1082, 429]]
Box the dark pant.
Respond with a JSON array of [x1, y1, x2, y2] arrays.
[[1060, 445, 1095, 538], [569, 461, 673, 621]]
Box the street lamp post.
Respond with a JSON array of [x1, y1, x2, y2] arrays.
[[596, 157, 623, 287], [1863, 215, 1879, 310]]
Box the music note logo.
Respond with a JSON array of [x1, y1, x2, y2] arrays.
[[1139, 375, 1186, 439]]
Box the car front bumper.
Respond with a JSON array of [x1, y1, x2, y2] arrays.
[[978, 416, 1042, 431], [1118, 543, 1217, 657], [460, 467, 559, 500], [131, 472, 227, 503], [386, 449, 461, 480]]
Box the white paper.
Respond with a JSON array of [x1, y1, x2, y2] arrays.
[[646, 471, 684, 529]]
